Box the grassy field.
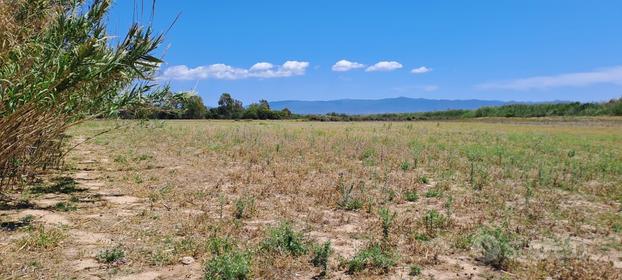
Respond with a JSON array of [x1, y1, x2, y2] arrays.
[[2, 119, 622, 279]]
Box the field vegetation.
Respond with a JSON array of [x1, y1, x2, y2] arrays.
[[2, 119, 621, 279], [307, 99, 622, 121]]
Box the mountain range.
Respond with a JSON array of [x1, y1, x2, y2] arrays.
[[269, 97, 509, 115]]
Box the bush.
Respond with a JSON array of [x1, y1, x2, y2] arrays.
[[234, 196, 255, 219], [54, 202, 77, 212], [18, 226, 65, 250], [409, 265, 422, 276], [423, 209, 448, 237], [0, 0, 162, 190], [261, 222, 307, 256], [378, 208, 396, 240], [337, 179, 363, 211], [400, 161, 410, 171], [404, 190, 419, 202], [419, 176, 430, 184], [424, 188, 442, 198], [97, 247, 125, 264], [472, 227, 514, 270], [347, 243, 397, 274], [311, 241, 332, 278], [204, 238, 251, 280]]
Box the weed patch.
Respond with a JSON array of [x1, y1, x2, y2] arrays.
[[311, 241, 332, 278], [18, 226, 65, 250], [472, 227, 515, 270], [204, 238, 251, 280], [404, 190, 419, 202], [261, 222, 307, 256], [347, 243, 397, 274], [97, 247, 126, 264]]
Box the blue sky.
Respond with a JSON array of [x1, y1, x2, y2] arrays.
[[108, 1, 622, 106]]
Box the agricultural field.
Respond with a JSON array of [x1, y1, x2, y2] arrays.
[[2, 118, 622, 279]]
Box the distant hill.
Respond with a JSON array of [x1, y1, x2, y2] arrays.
[[269, 97, 509, 115]]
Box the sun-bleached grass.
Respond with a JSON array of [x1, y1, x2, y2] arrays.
[[2, 118, 622, 279]]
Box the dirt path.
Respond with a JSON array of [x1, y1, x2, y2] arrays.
[[1, 137, 202, 279], [66, 138, 203, 279]]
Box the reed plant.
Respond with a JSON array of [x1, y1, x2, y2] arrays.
[[0, 0, 163, 190]]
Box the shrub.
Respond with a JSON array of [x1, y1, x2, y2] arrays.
[[261, 222, 307, 256], [424, 187, 442, 198], [419, 176, 430, 184], [404, 190, 419, 202], [360, 148, 376, 165], [409, 265, 422, 276], [472, 227, 514, 270], [311, 241, 332, 278], [234, 196, 255, 219], [414, 233, 430, 242], [423, 209, 448, 237], [378, 207, 396, 240], [0, 0, 162, 191], [400, 161, 410, 171], [97, 247, 125, 264], [342, 199, 363, 211], [347, 243, 397, 274], [337, 179, 363, 211], [54, 202, 77, 212], [204, 238, 251, 280]]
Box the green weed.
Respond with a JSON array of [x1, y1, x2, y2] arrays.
[[347, 243, 397, 274], [400, 161, 410, 171], [204, 237, 251, 280], [261, 222, 307, 256], [404, 190, 419, 202], [18, 226, 65, 250], [424, 187, 442, 198], [234, 196, 255, 219], [472, 227, 515, 270], [97, 247, 125, 264], [379, 207, 396, 240], [409, 265, 422, 276], [423, 209, 448, 237], [54, 202, 77, 212], [311, 241, 332, 278]]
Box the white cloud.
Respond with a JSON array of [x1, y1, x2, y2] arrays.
[[477, 66, 622, 91], [366, 61, 403, 72], [332, 60, 365, 72], [158, 60, 310, 80], [411, 66, 431, 74], [249, 62, 274, 71], [282, 61, 309, 74]]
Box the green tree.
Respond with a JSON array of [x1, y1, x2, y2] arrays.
[[181, 93, 207, 119], [217, 93, 244, 119], [259, 99, 270, 110], [280, 108, 292, 119]]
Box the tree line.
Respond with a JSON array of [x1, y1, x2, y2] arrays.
[[306, 98, 622, 121], [123, 88, 622, 122], [122, 88, 293, 120]]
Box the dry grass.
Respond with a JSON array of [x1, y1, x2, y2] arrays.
[[1, 118, 622, 279]]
